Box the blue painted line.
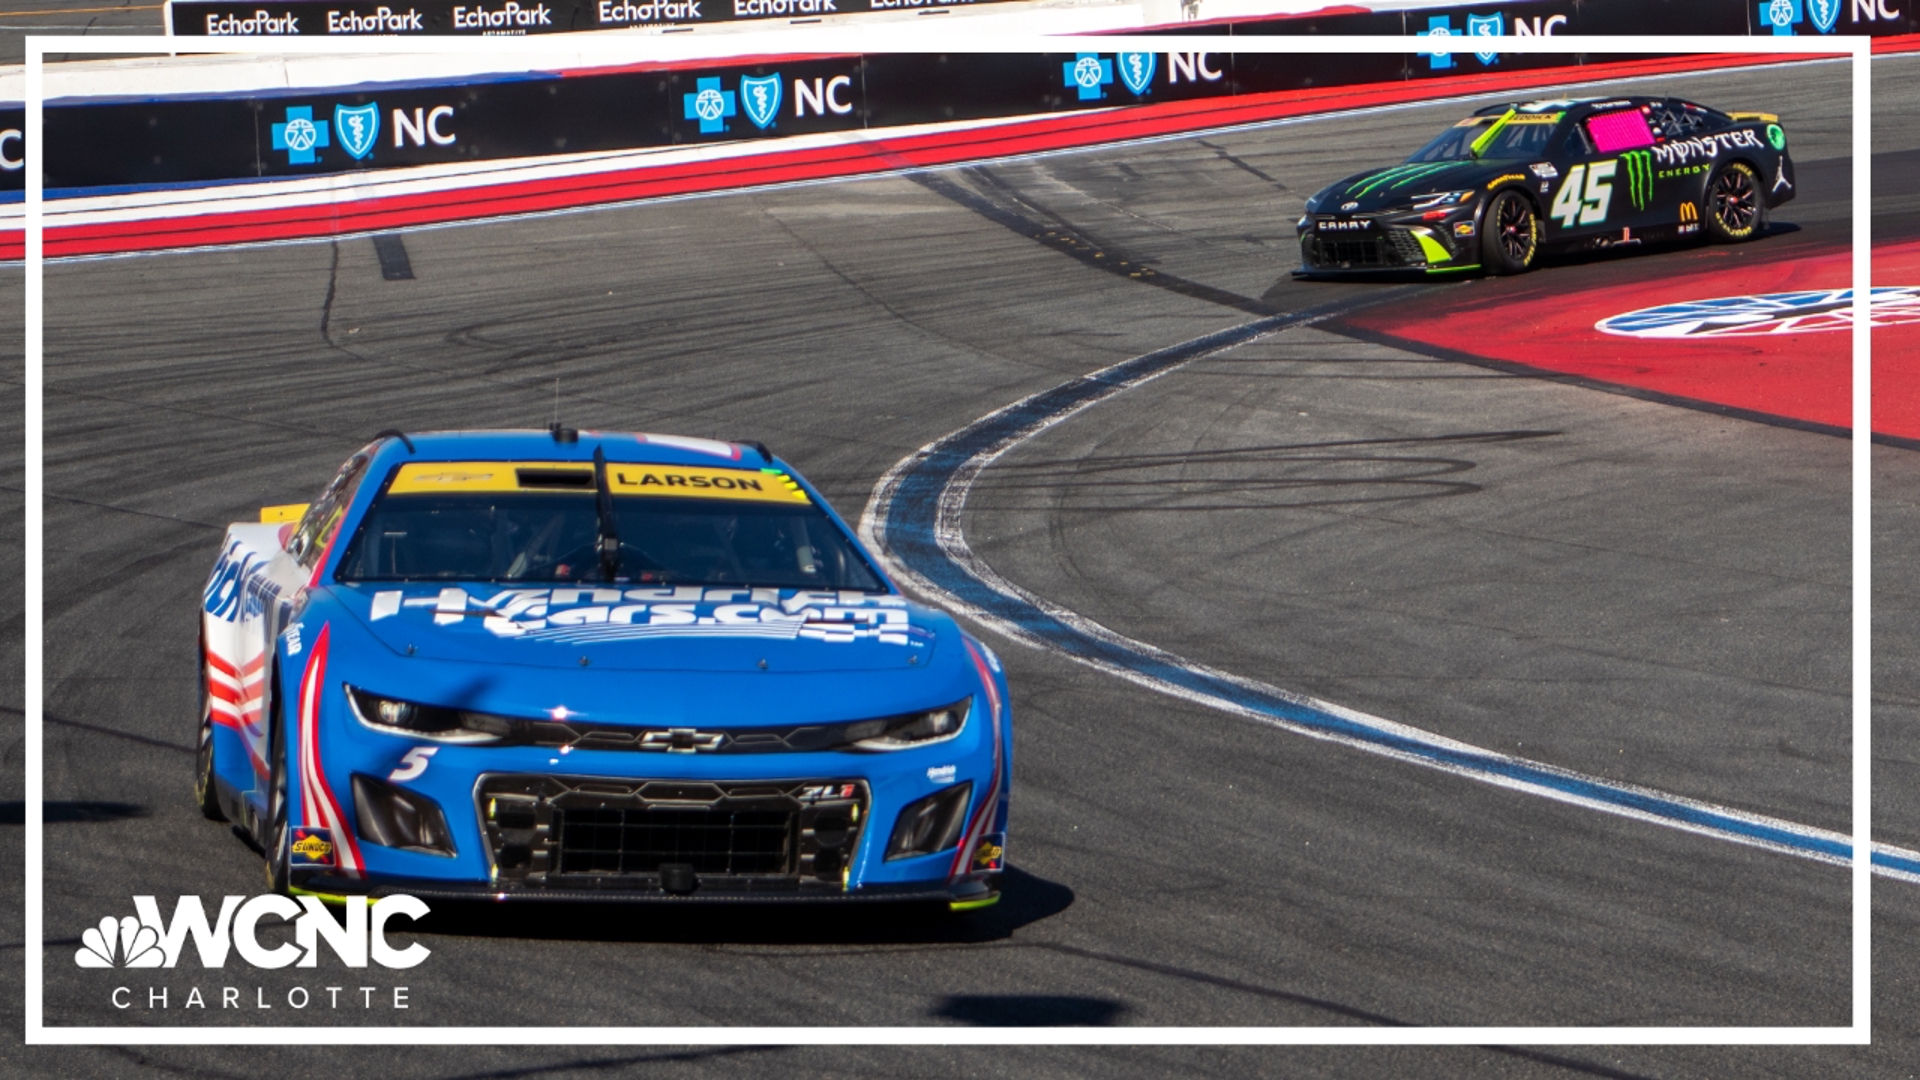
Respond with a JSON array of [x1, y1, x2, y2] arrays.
[[1874, 849, 1920, 876], [877, 311, 1874, 872]]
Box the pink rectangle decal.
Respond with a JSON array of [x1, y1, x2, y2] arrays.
[[1587, 109, 1656, 153]]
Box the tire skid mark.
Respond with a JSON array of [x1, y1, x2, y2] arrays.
[[858, 309, 1920, 885], [910, 170, 1278, 317]]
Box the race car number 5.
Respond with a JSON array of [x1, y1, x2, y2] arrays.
[[1550, 161, 1616, 229], [389, 746, 437, 782]]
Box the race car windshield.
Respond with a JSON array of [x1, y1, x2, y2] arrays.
[[335, 479, 885, 590], [1406, 116, 1559, 162]]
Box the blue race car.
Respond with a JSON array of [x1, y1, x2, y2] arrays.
[[195, 429, 1010, 910]]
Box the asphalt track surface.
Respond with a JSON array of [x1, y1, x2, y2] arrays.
[[3, 56, 1919, 1078], [0, 2, 158, 63]]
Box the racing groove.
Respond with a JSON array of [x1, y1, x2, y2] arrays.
[[11, 57, 1920, 1079]]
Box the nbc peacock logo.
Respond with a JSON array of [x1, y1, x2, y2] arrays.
[[76, 916, 166, 968]]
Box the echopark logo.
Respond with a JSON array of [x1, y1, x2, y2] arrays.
[[74, 895, 431, 970]]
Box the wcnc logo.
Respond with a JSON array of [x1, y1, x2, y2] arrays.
[[75, 895, 430, 970]]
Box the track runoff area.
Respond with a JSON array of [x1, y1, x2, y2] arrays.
[[20, 47, 1918, 1072]]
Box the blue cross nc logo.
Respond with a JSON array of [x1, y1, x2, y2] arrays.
[[1759, 0, 1804, 34], [683, 77, 737, 135], [1062, 53, 1113, 102], [1419, 16, 1457, 70], [270, 106, 330, 166]]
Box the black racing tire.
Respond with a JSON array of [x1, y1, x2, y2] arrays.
[[1479, 190, 1540, 275], [1704, 161, 1766, 243], [193, 649, 226, 821], [264, 695, 292, 895]]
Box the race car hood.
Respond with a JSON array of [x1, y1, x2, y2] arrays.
[[325, 582, 944, 674], [1308, 159, 1516, 214]]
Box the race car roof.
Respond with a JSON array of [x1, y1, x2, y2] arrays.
[[1469, 96, 1728, 120], [371, 429, 774, 469]]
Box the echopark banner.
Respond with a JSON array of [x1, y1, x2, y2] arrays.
[[161, 0, 1915, 37], [166, 0, 995, 35]]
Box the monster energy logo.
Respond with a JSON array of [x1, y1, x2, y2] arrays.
[[1621, 150, 1654, 211]]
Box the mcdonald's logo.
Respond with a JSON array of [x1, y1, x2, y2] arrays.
[[1679, 201, 1698, 223]]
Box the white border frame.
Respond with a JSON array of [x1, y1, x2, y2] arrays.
[[23, 32, 1872, 1045]]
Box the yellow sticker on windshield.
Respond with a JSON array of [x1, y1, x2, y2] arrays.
[[387, 461, 810, 503], [610, 465, 810, 503], [1456, 114, 1559, 126], [390, 463, 537, 493]]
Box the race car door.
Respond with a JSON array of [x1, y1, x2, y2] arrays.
[[1551, 106, 1665, 240]]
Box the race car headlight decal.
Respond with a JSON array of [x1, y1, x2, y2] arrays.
[[885, 781, 973, 861], [345, 685, 514, 744], [351, 773, 455, 856], [1410, 190, 1474, 210], [846, 699, 970, 752]]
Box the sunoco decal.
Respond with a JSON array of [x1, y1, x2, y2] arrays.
[[1596, 287, 1920, 337]]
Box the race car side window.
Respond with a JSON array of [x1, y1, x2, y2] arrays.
[[1563, 122, 1594, 157], [288, 450, 374, 570]]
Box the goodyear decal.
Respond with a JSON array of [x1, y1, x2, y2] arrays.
[[1487, 173, 1528, 189], [387, 461, 808, 503]]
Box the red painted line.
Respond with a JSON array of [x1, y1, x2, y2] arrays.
[[1874, 32, 1920, 54], [1875, 238, 1920, 441], [1337, 238, 1919, 438], [20, 51, 1825, 261]]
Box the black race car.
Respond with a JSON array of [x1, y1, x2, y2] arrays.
[[1295, 96, 1796, 277]]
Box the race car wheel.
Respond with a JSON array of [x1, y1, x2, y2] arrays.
[[1481, 190, 1539, 275], [264, 701, 292, 895], [193, 652, 225, 821], [1705, 161, 1766, 242]]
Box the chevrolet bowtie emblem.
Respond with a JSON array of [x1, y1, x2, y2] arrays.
[[639, 728, 727, 753]]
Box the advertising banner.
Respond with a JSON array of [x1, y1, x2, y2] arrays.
[[166, 0, 996, 35], [27, 33, 1899, 197], [165, 0, 1919, 37]]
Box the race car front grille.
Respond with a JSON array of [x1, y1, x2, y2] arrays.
[[1302, 228, 1424, 269], [556, 807, 792, 876], [476, 774, 868, 894], [1386, 229, 1429, 265], [1304, 234, 1391, 268]]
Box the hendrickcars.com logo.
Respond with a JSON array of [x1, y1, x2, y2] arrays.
[[77, 895, 429, 1011]]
